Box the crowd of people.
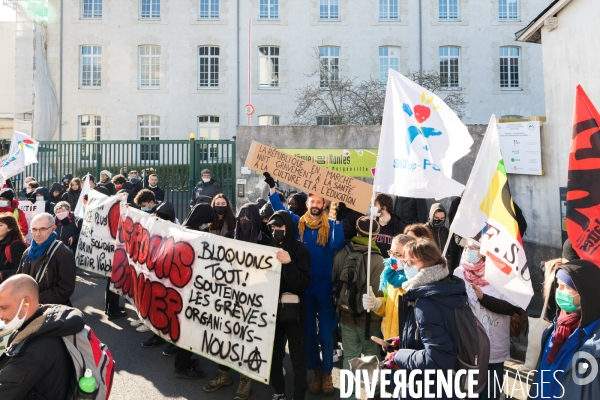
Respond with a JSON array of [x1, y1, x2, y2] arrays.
[[0, 167, 598, 400]]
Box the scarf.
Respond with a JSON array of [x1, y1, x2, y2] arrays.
[[351, 236, 380, 253], [402, 263, 449, 291], [461, 260, 489, 286], [298, 210, 330, 247], [26, 232, 58, 262], [546, 309, 582, 364]]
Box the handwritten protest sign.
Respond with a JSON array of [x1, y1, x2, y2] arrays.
[[109, 207, 282, 383], [17, 201, 45, 242], [245, 141, 373, 212], [75, 191, 124, 276]]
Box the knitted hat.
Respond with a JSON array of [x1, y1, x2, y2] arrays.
[[562, 239, 579, 261], [0, 188, 15, 202], [556, 269, 577, 291], [100, 170, 112, 179], [356, 216, 380, 237]]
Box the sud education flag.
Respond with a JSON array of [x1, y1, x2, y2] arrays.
[[450, 115, 533, 309], [373, 69, 473, 199], [566, 85, 600, 263]]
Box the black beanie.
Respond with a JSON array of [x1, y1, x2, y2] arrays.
[[0, 188, 15, 202], [562, 238, 579, 261]]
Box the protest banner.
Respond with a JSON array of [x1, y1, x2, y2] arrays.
[[245, 141, 373, 212], [75, 191, 123, 276], [17, 200, 45, 242], [109, 206, 282, 383]]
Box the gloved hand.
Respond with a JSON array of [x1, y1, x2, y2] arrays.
[[382, 336, 400, 353], [362, 287, 382, 311], [263, 172, 276, 189], [382, 351, 400, 370], [336, 202, 349, 222]]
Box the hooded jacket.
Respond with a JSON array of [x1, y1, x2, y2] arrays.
[[269, 211, 312, 323], [61, 189, 81, 211], [0, 231, 27, 283], [375, 214, 405, 256], [425, 203, 451, 259], [154, 201, 176, 223], [48, 182, 64, 203], [118, 182, 136, 205], [98, 178, 116, 196], [530, 260, 600, 399], [190, 178, 222, 207], [232, 203, 272, 246], [183, 203, 215, 231], [30, 187, 56, 214], [55, 212, 82, 252], [0, 304, 84, 399]]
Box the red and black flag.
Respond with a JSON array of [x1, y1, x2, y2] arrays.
[[567, 85, 600, 264]]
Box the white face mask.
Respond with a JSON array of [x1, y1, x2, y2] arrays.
[[465, 249, 481, 264], [0, 299, 29, 333], [36, 196, 44, 201], [404, 265, 419, 280], [0, 201, 10, 208], [55, 211, 69, 220], [202, 178, 211, 183]]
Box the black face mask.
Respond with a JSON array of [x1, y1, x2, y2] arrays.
[[288, 206, 298, 214], [214, 206, 227, 215], [239, 219, 252, 240], [272, 230, 285, 245], [432, 219, 445, 228]]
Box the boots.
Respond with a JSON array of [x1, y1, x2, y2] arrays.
[[321, 371, 334, 395], [308, 367, 323, 394], [234, 375, 252, 400], [202, 369, 233, 392]]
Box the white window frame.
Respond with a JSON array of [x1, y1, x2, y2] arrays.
[[138, 115, 160, 161], [199, 0, 219, 19], [198, 46, 220, 89], [259, 0, 279, 19], [439, 46, 460, 89], [138, 45, 161, 89], [259, 46, 279, 88], [140, 0, 160, 20], [319, 0, 339, 20], [80, 45, 102, 88], [198, 116, 220, 140], [438, 0, 459, 21], [316, 116, 340, 125], [258, 115, 280, 125], [379, 0, 399, 21], [81, 0, 102, 19], [499, 0, 519, 21], [319, 46, 339, 88], [500, 47, 520, 90], [79, 115, 101, 161], [379, 47, 399, 85]]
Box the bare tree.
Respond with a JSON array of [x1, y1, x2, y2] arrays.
[[404, 70, 468, 119]]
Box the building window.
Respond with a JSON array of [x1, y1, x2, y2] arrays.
[[198, 46, 219, 88], [500, 47, 520, 89], [499, 0, 518, 20], [140, 0, 160, 19], [139, 45, 161, 89], [319, 0, 339, 20], [81, 0, 102, 18], [319, 47, 339, 88], [439, 0, 458, 20], [439, 46, 460, 89], [259, 0, 278, 19], [139, 115, 160, 161], [259, 46, 279, 88], [316, 116, 340, 125], [80, 45, 102, 88], [258, 115, 280, 125], [198, 116, 220, 139], [379, 0, 398, 20], [199, 0, 219, 19], [379, 47, 399, 85], [79, 115, 101, 160]]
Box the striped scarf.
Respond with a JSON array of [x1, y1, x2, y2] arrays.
[[298, 211, 330, 247]]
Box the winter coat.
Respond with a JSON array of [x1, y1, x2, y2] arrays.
[[17, 187, 29, 201], [190, 179, 222, 207], [425, 202, 451, 259], [18, 241, 76, 306], [394, 266, 467, 399], [130, 180, 144, 195], [0, 201, 28, 238], [270, 210, 312, 324], [374, 258, 407, 339], [0, 304, 84, 400], [31, 187, 56, 214], [98, 179, 116, 195], [342, 210, 362, 245], [61, 190, 81, 211], [333, 239, 385, 328], [0, 232, 27, 283], [393, 197, 428, 225], [148, 185, 165, 202], [55, 212, 82, 252], [269, 192, 344, 288], [375, 214, 405, 256], [48, 182, 64, 204]]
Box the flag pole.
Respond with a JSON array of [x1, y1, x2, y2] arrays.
[[442, 230, 453, 257], [365, 192, 376, 313]]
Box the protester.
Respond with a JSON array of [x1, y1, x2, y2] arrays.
[[393, 196, 428, 225], [61, 173, 73, 190], [0, 188, 28, 237], [334, 216, 385, 400], [147, 173, 165, 202], [48, 182, 64, 204], [134, 189, 157, 212], [17, 213, 76, 306], [203, 203, 272, 399], [26, 180, 39, 195], [29, 187, 55, 214], [287, 193, 308, 217], [18, 176, 36, 200], [53, 201, 82, 253], [111, 174, 127, 192], [118, 182, 136, 205], [61, 177, 82, 210], [83, 174, 96, 189], [425, 203, 452, 260], [530, 260, 600, 399], [385, 239, 467, 398], [403, 222, 436, 244], [0, 212, 27, 284], [190, 169, 222, 207], [454, 239, 520, 400], [127, 170, 143, 194], [264, 172, 344, 395], [208, 193, 236, 236], [374, 193, 405, 256], [0, 275, 84, 399], [182, 203, 214, 232], [268, 211, 311, 400], [260, 202, 274, 239], [98, 170, 116, 195]]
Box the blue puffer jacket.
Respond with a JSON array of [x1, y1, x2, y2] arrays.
[[268, 192, 344, 282], [394, 272, 467, 400]]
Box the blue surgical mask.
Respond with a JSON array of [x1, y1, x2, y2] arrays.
[[141, 207, 152, 212], [404, 266, 419, 280], [130, 178, 138, 184], [465, 249, 481, 264], [0, 201, 10, 208]]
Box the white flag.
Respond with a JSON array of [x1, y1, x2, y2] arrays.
[[450, 115, 533, 309], [74, 174, 91, 217], [0, 132, 39, 182], [373, 70, 473, 199]]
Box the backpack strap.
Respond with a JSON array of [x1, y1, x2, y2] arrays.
[[34, 240, 62, 283]]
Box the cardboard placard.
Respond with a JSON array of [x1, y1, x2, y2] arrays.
[[245, 141, 373, 212]]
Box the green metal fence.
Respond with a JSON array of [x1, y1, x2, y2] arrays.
[[0, 139, 236, 223]]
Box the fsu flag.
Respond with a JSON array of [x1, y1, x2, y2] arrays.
[[566, 85, 600, 263]]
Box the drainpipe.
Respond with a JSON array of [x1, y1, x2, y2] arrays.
[[419, 0, 422, 76], [236, 0, 240, 128], [59, 0, 64, 140]]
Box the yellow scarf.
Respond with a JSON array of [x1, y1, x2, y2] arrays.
[[298, 211, 330, 247]]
